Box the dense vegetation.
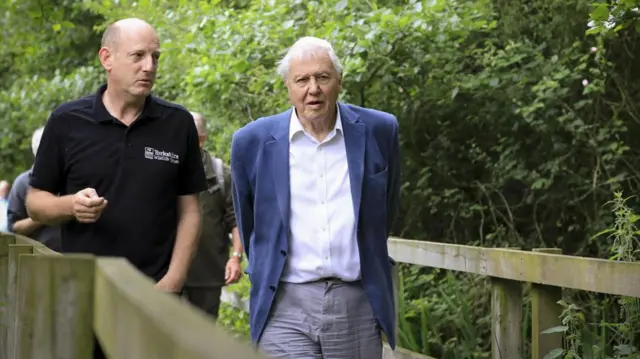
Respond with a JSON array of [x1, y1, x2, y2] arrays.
[[2, 0, 640, 357]]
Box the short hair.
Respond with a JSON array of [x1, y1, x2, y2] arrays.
[[101, 18, 154, 49], [190, 112, 207, 135], [31, 126, 44, 157], [101, 23, 121, 49], [276, 37, 343, 80]]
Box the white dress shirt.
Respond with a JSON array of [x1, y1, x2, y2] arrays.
[[280, 108, 361, 283]]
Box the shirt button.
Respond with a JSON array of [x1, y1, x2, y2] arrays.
[[324, 256, 329, 261], [269, 285, 276, 292], [280, 250, 287, 256]]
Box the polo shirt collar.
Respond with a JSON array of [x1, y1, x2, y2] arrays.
[[92, 83, 161, 123]]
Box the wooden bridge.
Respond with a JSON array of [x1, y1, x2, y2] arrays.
[[1, 232, 638, 359]]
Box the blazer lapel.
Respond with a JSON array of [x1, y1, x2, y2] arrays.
[[266, 110, 292, 232], [340, 103, 365, 225]]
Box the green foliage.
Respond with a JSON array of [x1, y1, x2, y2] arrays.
[[397, 267, 493, 358], [588, 0, 640, 36], [218, 302, 251, 341], [543, 193, 640, 358], [2, 0, 640, 357]]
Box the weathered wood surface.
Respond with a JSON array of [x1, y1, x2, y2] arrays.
[[0, 234, 15, 359], [94, 257, 268, 359], [11, 253, 95, 359], [5, 242, 33, 359], [531, 248, 563, 359], [388, 237, 640, 297], [14, 234, 59, 256], [491, 277, 523, 359]]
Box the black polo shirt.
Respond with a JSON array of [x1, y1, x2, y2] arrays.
[[30, 84, 207, 280]]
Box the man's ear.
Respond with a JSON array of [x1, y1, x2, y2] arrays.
[[198, 134, 206, 147], [98, 47, 112, 72]]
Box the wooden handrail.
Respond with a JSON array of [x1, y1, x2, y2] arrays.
[[3, 232, 638, 359], [388, 237, 640, 297], [0, 233, 267, 359]]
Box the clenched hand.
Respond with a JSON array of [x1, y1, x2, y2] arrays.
[[73, 188, 107, 223]]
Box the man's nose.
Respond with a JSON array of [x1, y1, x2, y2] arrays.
[[308, 78, 321, 94], [142, 55, 156, 72]]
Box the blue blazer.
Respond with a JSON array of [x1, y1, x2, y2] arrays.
[[230, 102, 401, 349]]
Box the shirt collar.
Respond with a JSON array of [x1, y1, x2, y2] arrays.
[[91, 83, 161, 123], [289, 106, 342, 142]]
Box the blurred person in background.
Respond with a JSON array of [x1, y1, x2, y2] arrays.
[[7, 126, 61, 249], [182, 112, 243, 319], [0, 180, 9, 232]]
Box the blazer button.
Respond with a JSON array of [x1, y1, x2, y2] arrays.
[[269, 285, 276, 292], [280, 250, 287, 256]]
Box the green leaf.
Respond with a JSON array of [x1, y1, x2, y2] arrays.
[[543, 348, 564, 359], [541, 325, 568, 334], [590, 3, 610, 22]]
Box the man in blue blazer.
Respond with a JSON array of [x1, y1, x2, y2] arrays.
[[231, 36, 401, 358]]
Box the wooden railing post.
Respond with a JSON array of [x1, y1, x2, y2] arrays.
[[531, 248, 563, 359], [14, 253, 38, 358], [50, 255, 95, 358], [491, 276, 523, 359], [13, 254, 95, 359], [6, 244, 33, 359], [0, 233, 15, 359]]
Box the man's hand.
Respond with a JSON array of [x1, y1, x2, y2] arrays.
[[155, 272, 184, 293], [225, 256, 242, 285], [73, 188, 107, 223]]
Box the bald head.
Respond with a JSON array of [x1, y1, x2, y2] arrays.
[[191, 112, 207, 148], [191, 112, 207, 135], [101, 18, 157, 50]]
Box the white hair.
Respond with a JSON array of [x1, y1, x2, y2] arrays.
[[31, 127, 44, 157], [276, 36, 343, 80]]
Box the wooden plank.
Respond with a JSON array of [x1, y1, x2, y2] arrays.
[[94, 257, 268, 359], [6, 244, 33, 359], [14, 235, 59, 256], [491, 277, 522, 359], [387, 237, 640, 297], [14, 254, 39, 359], [31, 256, 53, 359], [51, 255, 95, 358], [0, 234, 15, 359], [531, 248, 563, 359]]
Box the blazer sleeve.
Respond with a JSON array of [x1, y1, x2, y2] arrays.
[[386, 117, 401, 236], [230, 132, 254, 261]]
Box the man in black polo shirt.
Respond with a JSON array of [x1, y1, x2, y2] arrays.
[[25, 18, 206, 294]]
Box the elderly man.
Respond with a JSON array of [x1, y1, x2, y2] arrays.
[[231, 36, 401, 358], [183, 112, 243, 319], [7, 127, 61, 250], [25, 18, 206, 359]]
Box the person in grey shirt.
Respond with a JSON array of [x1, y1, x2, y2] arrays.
[[7, 127, 61, 250]]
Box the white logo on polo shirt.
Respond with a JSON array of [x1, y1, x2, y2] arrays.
[[144, 146, 179, 164]]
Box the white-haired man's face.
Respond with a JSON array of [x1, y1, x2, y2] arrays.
[[285, 52, 341, 124]]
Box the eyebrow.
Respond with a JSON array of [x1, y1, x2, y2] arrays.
[[294, 71, 331, 79]]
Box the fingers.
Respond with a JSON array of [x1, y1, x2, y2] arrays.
[[225, 266, 242, 284], [74, 188, 108, 223]]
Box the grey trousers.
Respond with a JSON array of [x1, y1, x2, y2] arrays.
[[258, 279, 382, 359]]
